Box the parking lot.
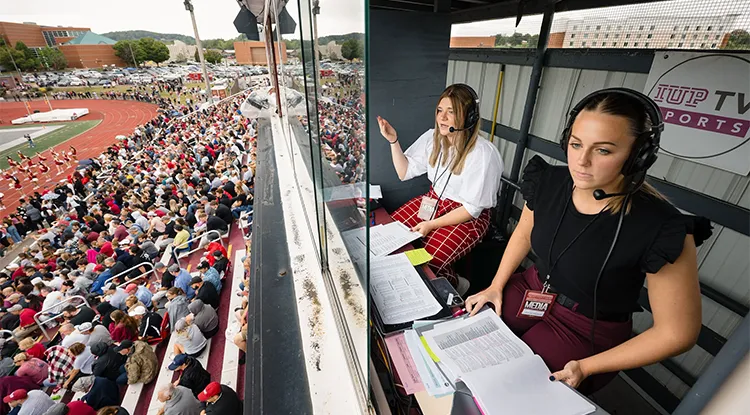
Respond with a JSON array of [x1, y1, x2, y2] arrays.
[[22, 62, 268, 89]]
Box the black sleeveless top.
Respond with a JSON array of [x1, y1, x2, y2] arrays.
[[519, 156, 712, 316]]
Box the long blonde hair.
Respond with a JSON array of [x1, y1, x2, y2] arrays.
[[428, 85, 481, 175]]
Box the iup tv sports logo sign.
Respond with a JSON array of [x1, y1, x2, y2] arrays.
[[645, 52, 750, 175]]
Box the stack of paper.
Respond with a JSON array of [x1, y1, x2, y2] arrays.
[[369, 222, 422, 257], [321, 183, 383, 201], [462, 355, 596, 415], [419, 310, 596, 415], [370, 254, 442, 325]]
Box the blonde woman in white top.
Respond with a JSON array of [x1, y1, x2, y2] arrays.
[[377, 84, 503, 291]]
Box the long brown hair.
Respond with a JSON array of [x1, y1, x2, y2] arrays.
[[577, 92, 667, 214], [111, 309, 139, 334], [429, 85, 481, 175]]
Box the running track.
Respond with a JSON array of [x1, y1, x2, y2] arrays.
[[0, 99, 158, 212]]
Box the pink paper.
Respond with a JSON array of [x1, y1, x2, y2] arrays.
[[384, 332, 425, 394]]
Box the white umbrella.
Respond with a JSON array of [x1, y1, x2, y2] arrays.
[[115, 135, 127, 140]]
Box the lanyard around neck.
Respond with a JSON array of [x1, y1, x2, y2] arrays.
[[545, 190, 607, 285]]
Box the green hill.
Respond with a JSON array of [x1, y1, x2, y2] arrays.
[[102, 30, 195, 45], [319, 33, 364, 45]]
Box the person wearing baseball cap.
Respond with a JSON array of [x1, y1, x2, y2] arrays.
[[189, 275, 218, 309], [167, 354, 210, 399], [129, 305, 162, 342], [125, 283, 153, 309], [197, 381, 243, 414], [1, 304, 22, 331], [3, 388, 54, 414]]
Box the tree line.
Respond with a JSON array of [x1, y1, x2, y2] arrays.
[[494, 33, 540, 48], [282, 38, 364, 60], [113, 38, 170, 67], [0, 39, 67, 71]]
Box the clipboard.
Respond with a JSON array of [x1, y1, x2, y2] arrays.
[[371, 265, 452, 335]]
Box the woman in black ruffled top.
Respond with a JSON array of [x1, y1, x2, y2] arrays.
[[465, 89, 712, 393]]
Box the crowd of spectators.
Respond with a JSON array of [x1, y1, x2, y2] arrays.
[[0, 89, 255, 415]]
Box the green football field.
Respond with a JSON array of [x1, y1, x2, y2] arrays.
[[0, 120, 100, 170]]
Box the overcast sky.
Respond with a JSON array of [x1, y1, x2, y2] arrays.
[[452, 0, 749, 36], [1, 0, 746, 40], [1, 0, 363, 39]]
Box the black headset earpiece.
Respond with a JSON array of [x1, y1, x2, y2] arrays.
[[450, 83, 480, 132], [559, 87, 664, 180]]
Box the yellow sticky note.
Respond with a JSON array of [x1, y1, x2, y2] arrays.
[[420, 336, 440, 363], [405, 248, 433, 266]]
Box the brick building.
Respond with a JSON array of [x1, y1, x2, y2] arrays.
[[450, 36, 496, 48], [58, 32, 127, 68], [234, 41, 287, 65], [0, 21, 90, 49]]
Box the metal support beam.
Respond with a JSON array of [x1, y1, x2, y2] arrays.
[[434, 0, 451, 12], [673, 315, 749, 415], [498, 4, 554, 232]]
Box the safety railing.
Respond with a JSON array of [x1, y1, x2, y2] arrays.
[[33, 295, 90, 341], [174, 229, 224, 265], [103, 262, 156, 288], [0, 329, 15, 341]]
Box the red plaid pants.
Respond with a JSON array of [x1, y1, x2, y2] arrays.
[[391, 188, 490, 285]]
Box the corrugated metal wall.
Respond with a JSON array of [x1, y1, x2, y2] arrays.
[[447, 56, 750, 401]]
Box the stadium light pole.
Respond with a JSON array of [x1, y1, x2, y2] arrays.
[[183, 0, 213, 104], [127, 42, 139, 68], [312, 0, 321, 89]]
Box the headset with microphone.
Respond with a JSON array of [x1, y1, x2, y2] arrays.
[[446, 84, 481, 133], [561, 87, 664, 199], [559, 87, 664, 353]]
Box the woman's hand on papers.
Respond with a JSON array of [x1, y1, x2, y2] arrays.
[[411, 220, 436, 236], [550, 360, 586, 388], [465, 286, 503, 316]]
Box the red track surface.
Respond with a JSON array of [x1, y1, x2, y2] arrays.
[[0, 99, 158, 212]]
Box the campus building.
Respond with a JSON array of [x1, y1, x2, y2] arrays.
[[0, 21, 90, 50], [0, 21, 125, 68], [550, 14, 738, 49], [57, 32, 127, 68], [234, 40, 287, 65], [449, 36, 496, 48], [166, 39, 198, 63]]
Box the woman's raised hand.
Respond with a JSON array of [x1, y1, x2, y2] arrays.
[[377, 116, 398, 143]]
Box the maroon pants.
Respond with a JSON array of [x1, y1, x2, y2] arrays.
[[501, 266, 632, 394], [392, 188, 490, 285]]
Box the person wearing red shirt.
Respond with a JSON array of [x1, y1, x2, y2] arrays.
[[99, 240, 114, 257], [18, 337, 46, 360], [204, 241, 227, 267], [19, 308, 36, 328]]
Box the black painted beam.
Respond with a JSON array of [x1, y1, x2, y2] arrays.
[[623, 367, 680, 413], [246, 120, 313, 415]]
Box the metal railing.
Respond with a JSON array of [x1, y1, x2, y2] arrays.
[[33, 295, 90, 341], [103, 262, 156, 288], [174, 229, 224, 265]]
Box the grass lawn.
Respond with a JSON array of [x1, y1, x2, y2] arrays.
[[49, 82, 206, 105], [0, 120, 100, 169]]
